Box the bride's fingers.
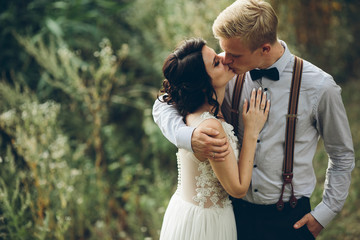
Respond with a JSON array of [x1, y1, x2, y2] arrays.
[[264, 99, 270, 115], [250, 88, 256, 109], [256, 88, 262, 109], [260, 91, 267, 111], [243, 99, 248, 115]]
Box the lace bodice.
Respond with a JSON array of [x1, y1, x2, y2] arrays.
[[176, 112, 239, 209]]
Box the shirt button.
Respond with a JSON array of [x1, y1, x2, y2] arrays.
[[254, 164, 257, 168], [257, 139, 260, 143], [254, 189, 258, 192]]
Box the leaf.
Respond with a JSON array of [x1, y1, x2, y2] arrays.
[[45, 18, 63, 37]]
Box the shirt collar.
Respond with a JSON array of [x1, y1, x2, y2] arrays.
[[267, 40, 292, 76]]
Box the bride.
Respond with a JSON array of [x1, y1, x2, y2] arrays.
[[157, 38, 269, 240]]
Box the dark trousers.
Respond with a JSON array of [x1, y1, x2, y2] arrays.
[[231, 197, 315, 240]]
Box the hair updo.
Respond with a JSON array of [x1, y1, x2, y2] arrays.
[[159, 38, 219, 122]]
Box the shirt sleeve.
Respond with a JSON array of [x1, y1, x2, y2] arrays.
[[152, 95, 195, 152], [311, 77, 355, 227]]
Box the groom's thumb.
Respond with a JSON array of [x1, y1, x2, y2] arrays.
[[293, 214, 309, 229]]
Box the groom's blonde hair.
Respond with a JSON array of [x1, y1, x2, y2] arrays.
[[212, 0, 278, 52]]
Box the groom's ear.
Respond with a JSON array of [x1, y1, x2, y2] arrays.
[[260, 43, 271, 55]]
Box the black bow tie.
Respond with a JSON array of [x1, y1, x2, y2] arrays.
[[250, 67, 279, 81]]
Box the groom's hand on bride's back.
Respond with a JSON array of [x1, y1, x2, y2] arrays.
[[191, 126, 230, 161]]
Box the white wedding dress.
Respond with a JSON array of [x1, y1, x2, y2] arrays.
[[159, 112, 239, 240]]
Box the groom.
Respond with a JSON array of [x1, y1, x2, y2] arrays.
[[153, 0, 354, 239]]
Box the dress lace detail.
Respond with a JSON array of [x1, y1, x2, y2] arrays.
[[190, 112, 238, 209], [193, 161, 232, 208]]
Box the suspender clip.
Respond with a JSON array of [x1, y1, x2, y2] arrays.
[[286, 114, 298, 119], [282, 173, 293, 184]]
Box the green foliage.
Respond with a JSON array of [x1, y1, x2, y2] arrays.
[[270, 0, 360, 82], [0, 147, 33, 239], [0, 26, 176, 238], [0, 87, 74, 238], [127, 0, 234, 80], [0, 0, 359, 239]]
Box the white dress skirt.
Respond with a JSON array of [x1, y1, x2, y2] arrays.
[[159, 112, 239, 240]]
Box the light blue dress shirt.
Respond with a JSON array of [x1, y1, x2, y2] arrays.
[[152, 40, 355, 227]]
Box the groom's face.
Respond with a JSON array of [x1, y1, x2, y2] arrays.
[[219, 37, 263, 75]]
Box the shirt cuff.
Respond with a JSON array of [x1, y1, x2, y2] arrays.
[[311, 201, 337, 228], [176, 126, 195, 152]]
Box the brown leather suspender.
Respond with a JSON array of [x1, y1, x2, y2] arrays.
[[231, 73, 246, 136], [276, 56, 303, 210], [231, 56, 303, 211]]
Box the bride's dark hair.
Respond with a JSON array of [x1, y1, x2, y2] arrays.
[[159, 38, 219, 122]]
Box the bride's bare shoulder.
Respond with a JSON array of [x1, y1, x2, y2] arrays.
[[198, 118, 222, 129]]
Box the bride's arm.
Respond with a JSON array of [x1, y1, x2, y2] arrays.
[[206, 88, 269, 198]]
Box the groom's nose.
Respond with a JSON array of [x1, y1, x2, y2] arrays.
[[223, 53, 233, 65]]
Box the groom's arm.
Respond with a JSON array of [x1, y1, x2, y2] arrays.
[[294, 77, 354, 237], [152, 96, 194, 151], [152, 96, 230, 159]]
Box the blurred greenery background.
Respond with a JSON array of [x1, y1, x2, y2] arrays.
[[0, 0, 359, 239]]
